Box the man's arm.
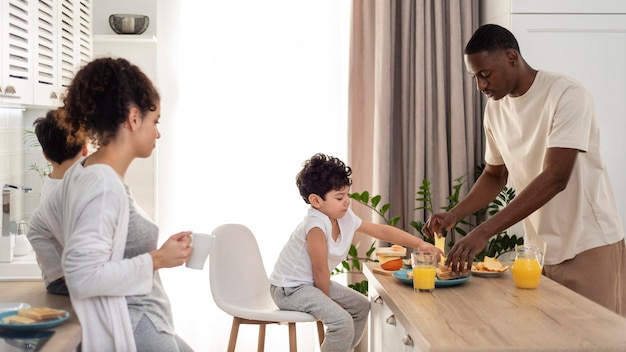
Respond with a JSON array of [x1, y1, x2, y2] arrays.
[[423, 163, 508, 239], [446, 147, 578, 270]]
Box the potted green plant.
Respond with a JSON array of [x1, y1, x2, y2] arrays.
[[24, 129, 51, 182]]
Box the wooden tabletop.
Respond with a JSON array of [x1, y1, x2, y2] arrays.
[[364, 262, 626, 351], [0, 281, 80, 352]]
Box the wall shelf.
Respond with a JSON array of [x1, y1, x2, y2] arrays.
[[94, 34, 157, 43]]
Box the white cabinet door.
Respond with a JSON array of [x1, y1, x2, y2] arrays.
[[56, 0, 92, 105], [512, 14, 626, 231], [32, 0, 59, 106], [369, 285, 418, 352], [369, 286, 383, 352], [512, 0, 626, 14], [0, 0, 34, 105]]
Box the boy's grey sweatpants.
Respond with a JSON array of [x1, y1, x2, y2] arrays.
[[271, 281, 370, 352]]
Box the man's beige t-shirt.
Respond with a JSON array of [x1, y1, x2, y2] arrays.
[[484, 70, 624, 265]]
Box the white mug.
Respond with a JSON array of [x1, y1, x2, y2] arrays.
[[186, 233, 214, 270]]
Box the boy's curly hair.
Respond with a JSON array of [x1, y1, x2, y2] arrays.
[[296, 153, 352, 204], [61, 57, 160, 148]]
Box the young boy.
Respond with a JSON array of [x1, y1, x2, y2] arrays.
[[270, 153, 442, 352], [29, 109, 88, 295]]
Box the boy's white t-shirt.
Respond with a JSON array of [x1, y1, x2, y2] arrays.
[[270, 207, 362, 287], [40, 176, 61, 200], [484, 70, 624, 265]]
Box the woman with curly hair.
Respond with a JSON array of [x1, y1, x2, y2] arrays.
[[28, 57, 194, 351]]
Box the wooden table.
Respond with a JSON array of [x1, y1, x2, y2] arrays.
[[0, 281, 81, 352], [363, 262, 626, 351]]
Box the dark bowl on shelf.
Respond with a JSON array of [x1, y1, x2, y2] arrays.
[[109, 14, 149, 35]]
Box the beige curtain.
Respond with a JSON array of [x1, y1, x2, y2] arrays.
[[348, 1, 482, 236]]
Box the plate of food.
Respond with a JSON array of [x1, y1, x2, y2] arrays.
[[0, 307, 70, 331], [375, 245, 407, 271], [392, 269, 470, 287], [471, 256, 510, 277]]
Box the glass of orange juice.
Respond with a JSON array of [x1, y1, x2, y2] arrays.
[[411, 252, 438, 292]]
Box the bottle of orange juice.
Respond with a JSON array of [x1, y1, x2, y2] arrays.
[[511, 245, 542, 289]]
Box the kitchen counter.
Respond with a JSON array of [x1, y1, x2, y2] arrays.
[[363, 262, 626, 351], [0, 251, 44, 281], [0, 281, 80, 352]]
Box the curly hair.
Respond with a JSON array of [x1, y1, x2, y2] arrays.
[[464, 24, 520, 55], [33, 109, 86, 164], [296, 153, 352, 204], [62, 57, 160, 147]]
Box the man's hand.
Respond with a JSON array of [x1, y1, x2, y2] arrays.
[[423, 211, 458, 240]]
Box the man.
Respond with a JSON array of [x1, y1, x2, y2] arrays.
[[424, 24, 626, 316]]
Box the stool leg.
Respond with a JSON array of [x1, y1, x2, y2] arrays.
[[257, 324, 266, 352], [288, 322, 297, 352], [316, 320, 325, 346], [227, 317, 241, 352]]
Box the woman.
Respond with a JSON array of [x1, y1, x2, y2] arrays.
[[29, 57, 194, 351]]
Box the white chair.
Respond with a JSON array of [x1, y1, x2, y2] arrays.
[[209, 223, 325, 352]]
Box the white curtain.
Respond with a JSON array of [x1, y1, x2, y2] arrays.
[[156, 1, 350, 351]]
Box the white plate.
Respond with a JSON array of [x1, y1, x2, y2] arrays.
[[471, 263, 510, 278], [0, 303, 30, 314], [470, 269, 505, 278]]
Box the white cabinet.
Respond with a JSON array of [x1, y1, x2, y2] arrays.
[[369, 285, 418, 352], [510, 4, 626, 232], [0, 0, 92, 108], [32, 0, 92, 107], [0, 0, 34, 106]]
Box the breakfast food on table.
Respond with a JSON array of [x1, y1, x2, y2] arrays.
[[375, 245, 407, 271], [2, 315, 38, 325], [434, 232, 446, 265], [1, 307, 66, 325], [472, 256, 510, 273], [435, 265, 466, 280], [407, 264, 467, 280]]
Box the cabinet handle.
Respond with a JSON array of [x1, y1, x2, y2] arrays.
[[4, 86, 16, 95], [402, 334, 413, 347], [50, 92, 58, 99], [374, 296, 383, 304], [385, 315, 396, 326]]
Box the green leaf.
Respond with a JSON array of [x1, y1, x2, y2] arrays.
[[365, 242, 376, 257], [371, 195, 381, 208], [352, 259, 361, 271], [348, 244, 358, 257]]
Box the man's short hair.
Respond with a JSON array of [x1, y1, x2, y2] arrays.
[[464, 24, 520, 55]]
